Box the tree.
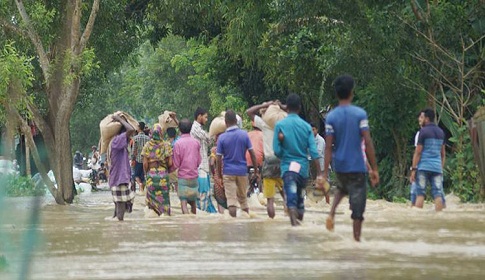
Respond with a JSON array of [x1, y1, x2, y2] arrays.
[[404, 0, 485, 200], [0, 1, 139, 204]]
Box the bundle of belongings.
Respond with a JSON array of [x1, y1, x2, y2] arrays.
[[158, 110, 178, 133], [99, 111, 139, 154], [262, 104, 287, 129]]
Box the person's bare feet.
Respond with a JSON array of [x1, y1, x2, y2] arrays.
[[326, 216, 334, 231]]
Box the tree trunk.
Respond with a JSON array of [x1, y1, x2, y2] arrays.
[[6, 0, 101, 204], [49, 112, 75, 203]]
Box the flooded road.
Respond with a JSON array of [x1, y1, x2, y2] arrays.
[[1, 189, 485, 279]]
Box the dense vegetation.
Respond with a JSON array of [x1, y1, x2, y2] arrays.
[[0, 175, 44, 197], [2, 0, 484, 202]]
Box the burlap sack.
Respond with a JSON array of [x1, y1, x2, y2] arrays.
[[474, 106, 485, 122], [158, 111, 178, 133], [209, 111, 227, 137], [99, 111, 138, 154], [262, 105, 287, 129]]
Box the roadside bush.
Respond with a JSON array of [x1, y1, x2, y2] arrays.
[[0, 174, 44, 197]]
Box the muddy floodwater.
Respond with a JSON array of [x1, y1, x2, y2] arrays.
[[1, 187, 484, 279]]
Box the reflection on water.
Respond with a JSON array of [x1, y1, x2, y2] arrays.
[[1, 190, 485, 279]]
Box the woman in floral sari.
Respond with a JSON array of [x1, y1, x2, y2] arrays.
[[142, 124, 173, 216]]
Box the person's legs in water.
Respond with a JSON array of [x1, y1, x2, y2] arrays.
[[415, 170, 428, 208], [135, 162, 145, 193], [410, 181, 417, 207], [126, 201, 133, 213], [189, 201, 197, 214], [267, 197, 275, 218], [224, 175, 238, 217], [197, 171, 217, 213], [296, 176, 306, 222], [178, 178, 199, 214], [263, 178, 278, 218], [347, 174, 367, 241], [228, 206, 237, 217], [430, 172, 444, 212], [236, 176, 249, 214], [116, 202, 126, 221], [113, 202, 117, 218], [353, 219, 363, 241], [327, 190, 344, 231], [130, 161, 136, 192], [283, 172, 304, 226], [279, 189, 287, 215], [181, 199, 189, 214], [217, 204, 225, 214], [327, 173, 349, 231]]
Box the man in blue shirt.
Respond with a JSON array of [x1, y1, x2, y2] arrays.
[[273, 93, 324, 226], [217, 110, 259, 218], [410, 108, 445, 211], [323, 75, 379, 242]]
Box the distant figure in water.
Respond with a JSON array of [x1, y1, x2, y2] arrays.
[[98, 162, 107, 182], [74, 151, 83, 169], [323, 75, 379, 241], [109, 114, 136, 221], [273, 93, 324, 226], [173, 119, 201, 214]]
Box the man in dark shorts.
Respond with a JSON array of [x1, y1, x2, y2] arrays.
[[323, 75, 379, 241]]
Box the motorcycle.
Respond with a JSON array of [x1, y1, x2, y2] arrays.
[[247, 167, 261, 197]]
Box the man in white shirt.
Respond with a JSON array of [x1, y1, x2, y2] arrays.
[[311, 122, 329, 204], [246, 101, 287, 218], [190, 107, 217, 213]]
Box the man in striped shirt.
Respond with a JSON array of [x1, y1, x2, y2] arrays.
[[190, 107, 216, 213], [132, 122, 150, 194]]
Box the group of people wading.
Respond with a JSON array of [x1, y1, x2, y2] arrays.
[[106, 74, 446, 242]]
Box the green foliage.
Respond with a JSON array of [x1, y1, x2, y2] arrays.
[[0, 42, 34, 116], [0, 42, 34, 96], [392, 196, 408, 204], [62, 48, 100, 86], [67, 0, 483, 203], [25, 2, 56, 44], [0, 174, 44, 197], [445, 126, 482, 202]]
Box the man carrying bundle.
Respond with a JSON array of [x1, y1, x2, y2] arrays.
[[246, 101, 287, 218], [109, 114, 136, 221]]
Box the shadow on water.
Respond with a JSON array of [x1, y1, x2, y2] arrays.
[[1, 188, 485, 279]]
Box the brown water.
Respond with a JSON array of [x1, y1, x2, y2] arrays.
[[1, 189, 485, 279]]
